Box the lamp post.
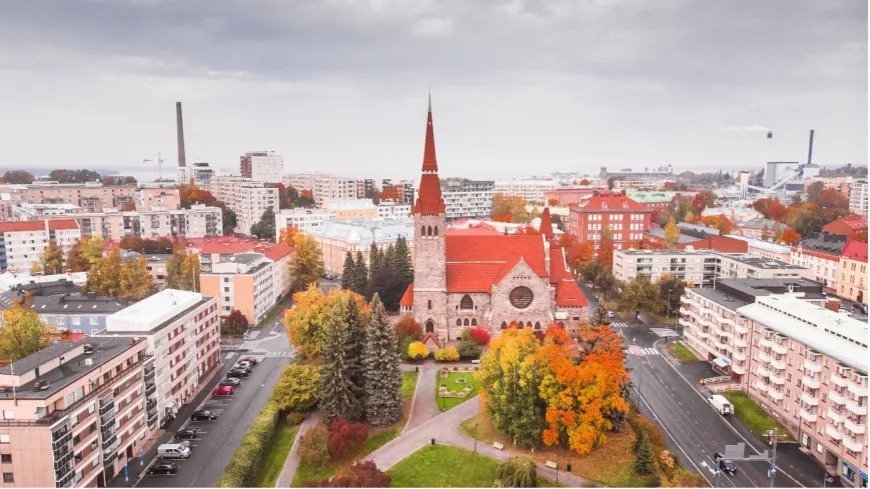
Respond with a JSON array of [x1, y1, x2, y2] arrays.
[[474, 422, 479, 454]]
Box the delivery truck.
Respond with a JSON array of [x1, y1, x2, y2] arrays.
[[708, 394, 734, 415]]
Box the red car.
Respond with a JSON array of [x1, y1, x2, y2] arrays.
[[212, 385, 234, 396]]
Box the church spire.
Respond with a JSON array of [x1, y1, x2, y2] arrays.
[[422, 92, 438, 173], [413, 94, 445, 215], [539, 207, 554, 239]]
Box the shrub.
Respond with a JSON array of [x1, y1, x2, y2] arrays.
[[298, 424, 331, 466], [495, 456, 538, 487], [394, 315, 422, 342], [407, 341, 430, 360], [635, 430, 655, 475], [469, 327, 491, 346], [216, 401, 280, 487], [398, 336, 414, 360], [304, 461, 390, 487], [272, 364, 322, 414], [434, 346, 460, 362], [284, 411, 305, 426], [457, 340, 481, 360], [327, 415, 369, 458]]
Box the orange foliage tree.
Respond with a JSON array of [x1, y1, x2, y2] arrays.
[[515, 225, 541, 235], [699, 214, 735, 235], [278, 226, 299, 247], [597, 229, 615, 268], [777, 228, 802, 245]]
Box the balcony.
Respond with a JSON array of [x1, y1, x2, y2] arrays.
[[803, 360, 823, 374], [847, 381, 868, 397], [770, 358, 787, 371], [799, 409, 818, 423], [756, 366, 772, 378], [732, 362, 747, 375], [802, 375, 821, 390], [759, 338, 773, 349], [752, 380, 768, 392], [843, 436, 863, 453], [733, 322, 749, 335], [768, 388, 785, 400], [732, 350, 747, 361], [828, 409, 846, 423], [844, 418, 865, 435], [846, 399, 866, 416], [758, 351, 772, 363], [800, 391, 820, 406], [829, 390, 847, 406], [826, 424, 844, 440], [770, 373, 786, 385], [771, 342, 788, 355], [831, 374, 849, 388], [733, 337, 748, 348]]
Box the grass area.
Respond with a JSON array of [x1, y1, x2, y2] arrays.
[[252, 422, 299, 487], [722, 391, 793, 441], [668, 341, 700, 362], [401, 371, 418, 400], [436, 371, 480, 411], [387, 445, 500, 487]]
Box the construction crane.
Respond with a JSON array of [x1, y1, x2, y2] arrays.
[[143, 152, 167, 182]]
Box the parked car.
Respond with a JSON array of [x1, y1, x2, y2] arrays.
[[191, 410, 218, 421], [719, 459, 737, 475], [235, 360, 254, 370], [147, 463, 178, 475], [212, 385, 234, 396], [157, 443, 191, 459], [238, 356, 259, 365], [227, 368, 250, 378], [32, 380, 50, 391], [232, 364, 253, 373], [607, 310, 615, 319], [219, 378, 241, 387], [174, 428, 198, 440]]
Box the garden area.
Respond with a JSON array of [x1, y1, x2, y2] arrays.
[[668, 341, 700, 362], [722, 391, 794, 441], [436, 369, 480, 411]]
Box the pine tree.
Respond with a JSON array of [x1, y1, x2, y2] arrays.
[[367, 244, 383, 301], [393, 235, 413, 284], [634, 430, 655, 474], [341, 252, 355, 290], [352, 252, 369, 295], [509, 358, 546, 448], [319, 299, 358, 424], [342, 296, 366, 421], [363, 294, 403, 426]]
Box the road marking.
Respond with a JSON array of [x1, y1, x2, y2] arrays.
[[224, 352, 236, 360], [650, 327, 681, 338]]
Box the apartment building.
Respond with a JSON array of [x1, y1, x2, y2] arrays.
[[98, 290, 221, 426], [0, 338, 157, 487], [804, 176, 853, 198], [239, 151, 283, 183], [0, 182, 138, 213], [211, 176, 279, 235], [740, 295, 867, 486], [611, 178, 676, 191], [543, 186, 606, 206], [176, 162, 215, 185], [645, 223, 749, 253], [493, 179, 560, 203], [613, 249, 809, 285], [200, 253, 275, 324], [49, 205, 222, 241], [275, 208, 333, 235], [0, 279, 133, 331], [377, 202, 411, 219], [724, 235, 792, 262], [733, 217, 787, 239], [0, 271, 87, 293], [0, 219, 81, 272], [284, 173, 357, 207], [849, 179, 867, 217], [134, 187, 181, 211], [12, 203, 82, 220], [442, 179, 494, 220], [324, 199, 378, 219], [566, 192, 652, 250], [838, 240, 868, 305], [790, 240, 842, 294], [625, 190, 698, 211], [306, 218, 414, 276]]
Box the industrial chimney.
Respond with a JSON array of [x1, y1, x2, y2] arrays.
[[176, 101, 186, 168], [806, 129, 815, 166]]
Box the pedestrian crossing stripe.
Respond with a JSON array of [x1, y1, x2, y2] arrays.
[[265, 351, 294, 357], [627, 346, 661, 356], [650, 327, 680, 338], [642, 347, 660, 355]]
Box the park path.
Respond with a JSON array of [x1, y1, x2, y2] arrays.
[[275, 411, 322, 487], [402, 362, 440, 432]]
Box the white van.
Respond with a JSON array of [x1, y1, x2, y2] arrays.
[[157, 443, 191, 459]]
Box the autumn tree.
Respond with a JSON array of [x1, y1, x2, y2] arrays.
[[620, 275, 658, 316], [86, 249, 154, 300], [492, 193, 534, 223], [699, 214, 735, 235], [272, 364, 321, 414], [66, 237, 104, 272], [310, 461, 390, 488], [283, 287, 369, 358], [165, 245, 201, 291], [597, 228, 615, 268], [394, 316, 422, 342], [327, 415, 368, 458], [777, 228, 802, 245], [221, 309, 248, 337], [0, 170, 35, 184], [38, 240, 65, 275], [362, 295, 403, 426], [118, 256, 156, 300], [290, 233, 324, 293], [663, 217, 680, 248], [0, 306, 56, 362], [278, 226, 299, 247]]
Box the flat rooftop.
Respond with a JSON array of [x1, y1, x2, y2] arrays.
[[689, 278, 825, 311], [105, 289, 204, 333], [719, 254, 805, 270]]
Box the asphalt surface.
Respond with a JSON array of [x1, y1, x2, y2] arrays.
[[577, 279, 830, 488], [109, 297, 295, 488]]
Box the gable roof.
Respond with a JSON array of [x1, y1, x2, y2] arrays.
[[841, 240, 868, 263], [555, 279, 587, 307], [571, 193, 648, 212], [399, 284, 414, 307], [444, 234, 548, 293], [822, 214, 868, 235]]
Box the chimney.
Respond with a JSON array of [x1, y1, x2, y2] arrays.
[[806, 129, 815, 166], [176, 101, 186, 168]]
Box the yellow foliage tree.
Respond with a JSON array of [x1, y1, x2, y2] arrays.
[[434, 346, 459, 362], [0, 306, 55, 362], [664, 216, 680, 249], [407, 341, 430, 360], [282, 285, 369, 358]]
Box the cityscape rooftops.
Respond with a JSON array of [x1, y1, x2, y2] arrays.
[[625, 190, 696, 203], [718, 253, 806, 270], [570, 192, 648, 212], [797, 232, 847, 255], [738, 294, 867, 372], [325, 199, 377, 211], [307, 218, 414, 245], [0, 271, 87, 293], [690, 277, 825, 311], [738, 217, 784, 230], [105, 289, 206, 333], [0, 219, 79, 232], [184, 236, 293, 261], [841, 240, 868, 263], [724, 235, 792, 254]]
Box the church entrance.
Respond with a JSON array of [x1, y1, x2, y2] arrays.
[[425, 320, 434, 333]]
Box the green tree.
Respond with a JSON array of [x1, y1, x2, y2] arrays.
[[367, 244, 384, 300], [664, 216, 680, 248], [66, 237, 104, 272], [250, 207, 276, 241], [592, 303, 610, 325], [319, 297, 365, 423], [166, 245, 201, 291], [593, 269, 618, 301], [621, 275, 658, 314], [495, 457, 538, 488], [657, 274, 686, 317], [0, 306, 55, 362], [38, 240, 64, 275], [341, 252, 355, 290], [634, 430, 655, 474], [352, 252, 369, 295], [272, 364, 322, 414], [363, 294, 403, 426], [290, 234, 324, 293]]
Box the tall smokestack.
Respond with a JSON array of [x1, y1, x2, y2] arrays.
[[176, 101, 186, 168], [807, 129, 815, 166]]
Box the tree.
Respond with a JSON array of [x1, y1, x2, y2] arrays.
[[621, 275, 658, 314], [341, 252, 355, 290], [593, 268, 618, 301], [66, 237, 104, 272], [691, 190, 716, 214], [298, 425, 331, 466], [117, 256, 156, 300], [49, 169, 101, 183], [699, 214, 735, 235], [290, 233, 324, 293], [656, 274, 686, 317], [592, 303, 610, 325], [777, 228, 802, 245], [166, 245, 200, 291], [283, 287, 368, 358], [597, 228, 615, 268], [407, 341, 429, 360], [362, 295, 403, 426], [1, 170, 35, 184], [278, 226, 299, 247], [495, 457, 538, 488], [766, 201, 788, 221], [250, 207, 276, 241], [760, 225, 771, 242], [38, 240, 64, 275], [272, 364, 322, 414], [86, 248, 122, 295], [222, 309, 249, 337], [634, 430, 655, 474], [327, 415, 368, 458], [119, 236, 173, 254], [308, 461, 390, 488], [434, 346, 460, 361], [351, 252, 369, 295], [458, 340, 481, 360], [492, 193, 533, 223], [318, 296, 367, 423], [466, 327, 491, 346], [664, 217, 680, 249], [0, 306, 55, 362]]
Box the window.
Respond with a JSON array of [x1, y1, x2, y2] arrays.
[[471, 318, 477, 326], [0, 454, 10, 463], [460, 295, 474, 310], [509, 286, 534, 309], [456, 319, 462, 326], [427, 300, 432, 310], [1, 411, 12, 421], [72, 317, 81, 326], [2, 473, 12, 483], [90, 317, 98, 326], [0, 435, 8, 444]]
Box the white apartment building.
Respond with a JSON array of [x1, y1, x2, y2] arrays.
[[790, 246, 840, 293], [0, 219, 81, 272], [849, 179, 868, 217], [284, 173, 357, 207], [613, 249, 809, 285], [493, 179, 559, 203], [275, 208, 333, 236], [443, 179, 494, 220], [377, 202, 412, 219], [611, 178, 677, 191], [38, 205, 222, 241], [274, 203, 411, 240], [211, 176, 279, 235], [12, 202, 81, 220], [724, 235, 792, 262], [240, 151, 284, 183], [99, 289, 221, 426], [177, 161, 216, 185]]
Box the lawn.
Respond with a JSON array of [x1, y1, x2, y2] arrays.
[[401, 371, 418, 400], [722, 391, 793, 441], [668, 341, 700, 362], [436, 371, 479, 411], [387, 445, 500, 487], [252, 422, 299, 487]]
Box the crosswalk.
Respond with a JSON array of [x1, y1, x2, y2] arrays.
[[627, 345, 661, 356], [265, 351, 295, 358], [650, 327, 681, 338]]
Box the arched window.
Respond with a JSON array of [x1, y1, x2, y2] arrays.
[[456, 319, 462, 326], [500, 321, 508, 330], [460, 295, 474, 310], [534, 322, 541, 330], [427, 226, 433, 236], [421, 226, 426, 236], [463, 318, 470, 326], [471, 318, 477, 326], [527, 321, 533, 328], [425, 320, 434, 333], [434, 226, 439, 236], [427, 300, 432, 310]]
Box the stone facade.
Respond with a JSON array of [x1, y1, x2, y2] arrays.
[[412, 213, 448, 335]]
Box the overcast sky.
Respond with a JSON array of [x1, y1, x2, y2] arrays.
[[0, 0, 866, 181]]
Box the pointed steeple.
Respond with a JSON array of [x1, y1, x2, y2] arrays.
[[539, 207, 554, 239], [413, 94, 445, 215], [422, 94, 438, 173]]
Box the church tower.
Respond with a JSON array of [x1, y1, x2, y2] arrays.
[[412, 95, 448, 336]]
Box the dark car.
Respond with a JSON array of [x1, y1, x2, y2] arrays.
[[719, 459, 737, 476], [174, 428, 198, 440], [147, 463, 178, 476], [220, 378, 241, 387], [33, 380, 50, 391], [191, 410, 218, 421], [227, 368, 250, 378]]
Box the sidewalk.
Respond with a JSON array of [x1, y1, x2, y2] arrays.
[[275, 411, 322, 487]]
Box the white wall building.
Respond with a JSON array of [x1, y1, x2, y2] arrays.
[[377, 202, 412, 219], [275, 208, 333, 236], [493, 179, 560, 203], [284, 173, 357, 207], [240, 151, 284, 183], [0, 219, 81, 272], [849, 179, 868, 217], [39, 204, 223, 241], [211, 176, 279, 235], [443, 179, 494, 220]]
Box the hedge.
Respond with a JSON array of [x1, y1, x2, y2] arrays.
[[216, 400, 281, 487]]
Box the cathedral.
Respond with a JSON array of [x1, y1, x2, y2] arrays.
[[399, 99, 588, 341]]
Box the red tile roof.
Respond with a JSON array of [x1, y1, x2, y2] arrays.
[[400, 284, 414, 307], [841, 240, 868, 263], [185, 236, 293, 261], [822, 214, 868, 236], [539, 208, 554, 238], [444, 234, 548, 292], [0, 219, 79, 232], [445, 227, 501, 236], [549, 247, 570, 284], [570, 192, 648, 212], [555, 279, 587, 307]]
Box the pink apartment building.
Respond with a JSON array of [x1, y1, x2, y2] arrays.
[[0, 338, 157, 487]]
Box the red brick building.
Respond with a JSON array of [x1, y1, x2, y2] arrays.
[[543, 187, 606, 206], [567, 192, 652, 249]]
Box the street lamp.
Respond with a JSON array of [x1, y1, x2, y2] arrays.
[[473, 422, 479, 454]]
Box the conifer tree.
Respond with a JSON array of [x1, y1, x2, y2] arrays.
[[318, 299, 359, 424], [393, 235, 413, 284], [367, 244, 383, 300], [363, 294, 403, 426], [635, 430, 655, 474], [352, 252, 368, 295], [592, 303, 610, 325], [342, 296, 366, 421], [341, 252, 354, 290]]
